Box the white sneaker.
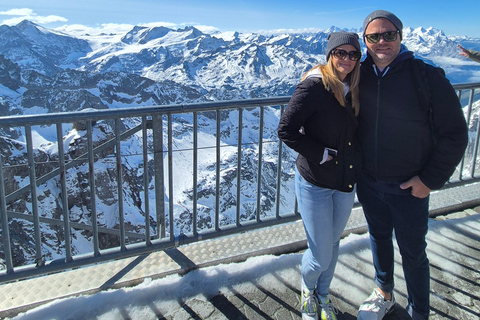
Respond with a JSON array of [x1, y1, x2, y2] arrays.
[[302, 287, 319, 320], [357, 289, 395, 320], [319, 297, 338, 320]]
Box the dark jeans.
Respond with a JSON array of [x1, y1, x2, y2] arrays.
[[357, 179, 430, 319]]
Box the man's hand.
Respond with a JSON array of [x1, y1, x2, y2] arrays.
[[458, 44, 470, 58], [400, 176, 431, 198]]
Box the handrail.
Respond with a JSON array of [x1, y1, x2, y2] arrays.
[[0, 97, 292, 126]]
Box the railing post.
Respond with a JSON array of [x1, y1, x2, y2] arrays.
[[472, 107, 480, 178], [0, 155, 14, 273], [115, 119, 126, 250], [25, 126, 44, 267], [467, 89, 478, 179], [236, 108, 243, 226], [458, 89, 475, 180], [167, 114, 174, 240], [193, 112, 198, 236], [256, 106, 264, 222], [152, 114, 165, 238], [56, 123, 72, 262], [142, 116, 151, 245], [275, 105, 285, 218], [215, 109, 221, 231], [87, 121, 100, 256]]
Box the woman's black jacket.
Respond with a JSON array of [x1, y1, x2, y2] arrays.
[[277, 77, 359, 192]]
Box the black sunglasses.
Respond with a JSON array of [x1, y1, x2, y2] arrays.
[[332, 49, 361, 61], [364, 30, 400, 44]]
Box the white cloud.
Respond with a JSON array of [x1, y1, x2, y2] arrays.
[[0, 7, 67, 26], [0, 8, 35, 16], [33, 15, 67, 24], [431, 56, 478, 66]]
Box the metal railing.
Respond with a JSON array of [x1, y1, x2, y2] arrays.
[[1, 82, 480, 283]]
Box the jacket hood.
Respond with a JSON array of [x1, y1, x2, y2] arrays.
[[303, 67, 323, 80]]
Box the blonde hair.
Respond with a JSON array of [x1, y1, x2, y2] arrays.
[[302, 57, 360, 116]]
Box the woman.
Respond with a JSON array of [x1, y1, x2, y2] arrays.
[[277, 31, 361, 320]]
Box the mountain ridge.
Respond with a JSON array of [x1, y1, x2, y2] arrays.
[[2, 19, 479, 109]]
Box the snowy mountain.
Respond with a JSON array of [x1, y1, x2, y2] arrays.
[[1, 20, 479, 268], [2, 20, 479, 110], [0, 20, 92, 76]]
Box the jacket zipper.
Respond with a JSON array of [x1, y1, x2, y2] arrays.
[[374, 77, 381, 180]]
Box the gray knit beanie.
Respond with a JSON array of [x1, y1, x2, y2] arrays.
[[326, 31, 361, 61], [363, 10, 403, 39]]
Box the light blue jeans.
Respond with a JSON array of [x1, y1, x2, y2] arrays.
[[295, 168, 355, 296]]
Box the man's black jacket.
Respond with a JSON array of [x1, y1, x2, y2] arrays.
[[358, 49, 468, 190]]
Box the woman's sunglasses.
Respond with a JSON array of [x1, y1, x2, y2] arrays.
[[332, 49, 361, 61], [364, 31, 400, 44]]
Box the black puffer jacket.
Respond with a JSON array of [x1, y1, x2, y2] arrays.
[[277, 77, 359, 192], [358, 49, 468, 190]]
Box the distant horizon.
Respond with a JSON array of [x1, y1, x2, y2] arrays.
[[7, 18, 479, 45], [1, 1, 479, 38]]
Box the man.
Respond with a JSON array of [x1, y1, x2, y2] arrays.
[[356, 10, 468, 320]]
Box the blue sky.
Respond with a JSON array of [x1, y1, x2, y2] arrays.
[[0, 0, 479, 37]]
